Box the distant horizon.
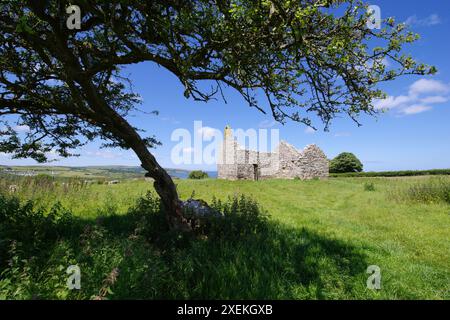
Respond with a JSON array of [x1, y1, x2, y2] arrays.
[[1, 163, 449, 173], [1, 1, 450, 172], [0, 164, 215, 173]]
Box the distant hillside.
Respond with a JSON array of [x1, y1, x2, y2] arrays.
[[0, 165, 197, 180]]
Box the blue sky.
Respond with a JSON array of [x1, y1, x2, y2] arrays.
[[1, 0, 450, 171]]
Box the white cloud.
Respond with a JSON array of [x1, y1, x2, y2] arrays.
[[197, 126, 220, 140], [401, 105, 432, 115], [259, 120, 277, 129], [374, 79, 450, 116], [420, 96, 449, 104], [409, 79, 450, 96], [381, 57, 390, 68], [47, 149, 58, 155], [13, 125, 30, 133], [1, 125, 31, 133], [43, 148, 60, 160], [405, 14, 441, 27], [304, 127, 316, 134], [358, 57, 391, 73], [86, 151, 124, 159], [374, 95, 413, 110]]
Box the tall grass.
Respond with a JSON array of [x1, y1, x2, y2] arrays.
[[393, 177, 450, 204], [0, 174, 103, 195], [330, 168, 450, 178]]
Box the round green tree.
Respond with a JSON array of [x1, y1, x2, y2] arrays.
[[188, 170, 209, 180], [329, 153, 363, 173]]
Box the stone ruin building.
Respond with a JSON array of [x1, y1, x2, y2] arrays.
[[217, 126, 329, 180]]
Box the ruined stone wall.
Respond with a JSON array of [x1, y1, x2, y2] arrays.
[[217, 136, 238, 180], [258, 152, 278, 179], [276, 141, 304, 179], [217, 130, 329, 180], [295, 145, 329, 179]]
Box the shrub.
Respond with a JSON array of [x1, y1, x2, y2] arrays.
[[205, 195, 269, 241], [0, 192, 176, 299], [131, 192, 269, 246], [364, 182, 375, 191], [329, 152, 363, 173], [0, 193, 79, 299], [188, 170, 209, 179]]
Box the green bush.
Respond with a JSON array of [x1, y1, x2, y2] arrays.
[[188, 170, 209, 179], [0, 194, 80, 299], [329, 152, 363, 173], [363, 182, 375, 192]]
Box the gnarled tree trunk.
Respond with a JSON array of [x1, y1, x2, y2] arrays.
[[99, 107, 191, 231], [69, 65, 190, 231], [135, 143, 191, 231]]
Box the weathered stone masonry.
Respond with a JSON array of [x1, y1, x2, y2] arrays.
[[217, 126, 329, 180]]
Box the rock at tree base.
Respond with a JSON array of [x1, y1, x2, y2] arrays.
[[181, 199, 223, 219]]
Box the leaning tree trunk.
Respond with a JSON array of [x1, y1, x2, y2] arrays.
[[109, 114, 191, 231], [77, 79, 190, 231], [135, 141, 191, 231]]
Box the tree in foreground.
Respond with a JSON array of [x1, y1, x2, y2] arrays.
[[0, 1, 435, 229], [329, 152, 364, 173]]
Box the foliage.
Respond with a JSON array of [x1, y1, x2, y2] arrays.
[[363, 182, 375, 191], [188, 170, 209, 180], [330, 168, 450, 177], [329, 152, 363, 173], [0, 194, 78, 299], [0, 1, 436, 161]]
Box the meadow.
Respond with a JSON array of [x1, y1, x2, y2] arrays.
[[0, 173, 449, 300]]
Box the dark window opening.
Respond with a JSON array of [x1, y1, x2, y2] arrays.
[[253, 164, 259, 181]]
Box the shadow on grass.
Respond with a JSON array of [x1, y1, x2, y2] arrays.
[[0, 192, 368, 299]]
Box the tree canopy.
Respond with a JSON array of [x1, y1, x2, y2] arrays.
[[0, 0, 435, 227], [329, 152, 363, 173], [188, 170, 209, 180]]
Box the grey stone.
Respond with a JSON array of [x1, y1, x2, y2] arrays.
[[182, 199, 223, 218], [217, 126, 329, 180]]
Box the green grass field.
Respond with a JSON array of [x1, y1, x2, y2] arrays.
[[0, 174, 449, 299]]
